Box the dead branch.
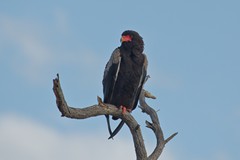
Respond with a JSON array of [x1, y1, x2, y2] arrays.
[[52, 74, 177, 160], [139, 90, 178, 160]]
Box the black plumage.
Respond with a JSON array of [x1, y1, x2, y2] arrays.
[[102, 30, 148, 139]]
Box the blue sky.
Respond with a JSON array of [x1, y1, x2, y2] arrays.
[[0, 0, 239, 159]]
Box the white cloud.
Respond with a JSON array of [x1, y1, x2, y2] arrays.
[[0, 114, 175, 160]]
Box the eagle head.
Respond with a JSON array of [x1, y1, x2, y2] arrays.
[[120, 30, 144, 53]]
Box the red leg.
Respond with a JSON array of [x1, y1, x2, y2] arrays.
[[120, 105, 127, 114]]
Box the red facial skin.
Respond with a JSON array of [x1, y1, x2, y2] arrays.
[[121, 35, 132, 42]]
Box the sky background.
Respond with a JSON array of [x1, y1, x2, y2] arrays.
[[0, 0, 239, 160]]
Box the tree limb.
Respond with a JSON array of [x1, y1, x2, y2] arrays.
[[52, 74, 177, 160], [139, 90, 178, 160]]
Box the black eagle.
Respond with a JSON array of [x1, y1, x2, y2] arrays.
[[102, 30, 148, 139]]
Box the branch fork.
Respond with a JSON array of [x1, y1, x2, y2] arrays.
[[53, 74, 177, 160]]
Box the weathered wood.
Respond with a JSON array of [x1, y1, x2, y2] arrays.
[[139, 90, 178, 160], [52, 74, 177, 160]]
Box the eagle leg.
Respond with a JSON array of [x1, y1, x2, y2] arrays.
[[120, 105, 132, 114], [120, 105, 128, 114], [121, 105, 127, 114]]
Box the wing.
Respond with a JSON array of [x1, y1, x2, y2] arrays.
[[131, 53, 148, 111], [108, 53, 148, 139], [103, 48, 121, 103], [103, 48, 121, 137]]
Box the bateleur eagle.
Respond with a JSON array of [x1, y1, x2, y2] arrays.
[[103, 30, 148, 139]]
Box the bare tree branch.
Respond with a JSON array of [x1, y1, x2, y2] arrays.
[[52, 74, 177, 160], [139, 90, 178, 160]]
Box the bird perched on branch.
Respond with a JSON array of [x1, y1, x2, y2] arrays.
[[102, 30, 148, 139]]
